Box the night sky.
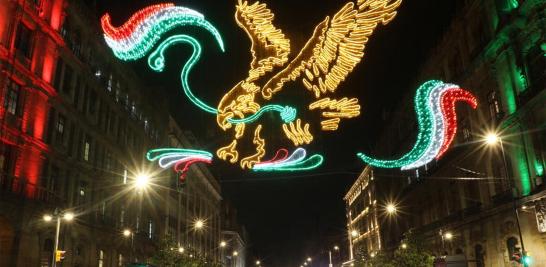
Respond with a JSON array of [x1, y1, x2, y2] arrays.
[[96, 0, 458, 266]]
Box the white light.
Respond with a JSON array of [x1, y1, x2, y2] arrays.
[[178, 247, 184, 253], [307, 257, 312, 262], [135, 173, 150, 190], [220, 241, 227, 247], [194, 219, 204, 229], [63, 212, 74, 221], [43, 215, 53, 222], [485, 133, 500, 145], [334, 245, 339, 250], [444, 232, 453, 240], [123, 229, 132, 237], [351, 230, 358, 237], [386, 203, 397, 214], [256, 260, 261, 265], [233, 251, 238, 256], [401, 243, 407, 249]]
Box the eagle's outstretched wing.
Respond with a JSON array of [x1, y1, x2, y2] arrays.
[[236, 0, 291, 83], [262, 0, 402, 99]]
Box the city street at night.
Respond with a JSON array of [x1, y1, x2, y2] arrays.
[[0, 0, 545, 266]]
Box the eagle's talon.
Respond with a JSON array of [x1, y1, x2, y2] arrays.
[[217, 140, 239, 163]]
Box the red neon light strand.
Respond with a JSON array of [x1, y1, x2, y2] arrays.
[[174, 158, 212, 180], [258, 148, 289, 165], [101, 3, 174, 41], [437, 89, 478, 159]]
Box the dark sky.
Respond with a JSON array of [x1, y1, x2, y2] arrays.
[[95, 0, 458, 266]]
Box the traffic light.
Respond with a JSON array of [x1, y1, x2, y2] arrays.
[[55, 250, 66, 262]]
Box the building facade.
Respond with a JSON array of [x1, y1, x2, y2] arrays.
[[0, 0, 224, 266], [346, 0, 545, 266], [221, 201, 247, 267]]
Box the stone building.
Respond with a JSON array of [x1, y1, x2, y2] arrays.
[[221, 201, 247, 267], [349, 0, 545, 266], [0, 0, 224, 266]]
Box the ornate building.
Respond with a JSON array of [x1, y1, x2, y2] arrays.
[[0, 0, 224, 266], [347, 0, 545, 266]]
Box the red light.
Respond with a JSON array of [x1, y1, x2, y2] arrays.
[[101, 3, 174, 41], [437, 89, 478, 159]]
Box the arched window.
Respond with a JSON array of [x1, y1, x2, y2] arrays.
[[487, 91, 504, 121]]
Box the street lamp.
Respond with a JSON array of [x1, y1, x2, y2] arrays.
[[43, 210, 75, 267], [256, 260, 261, 265], [307, 257, 312, 262], [194, 219, 204, 230], [386, 203, 397, 215], [444, 232, 453, 240], [484, 131, 528, 266], [220, 241, 227, 247], [401, 243, 408, 249], [178, 247, 185, 253], [351, 230, 358, 238], [134, 173, 151, 190]]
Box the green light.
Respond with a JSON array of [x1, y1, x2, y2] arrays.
[[228, 105, 297, 124], [357, 80, 442, 168], [535, 159, 544, 177], [149, 35, 220, 114], [515, 146, 531, 196], [147, 148, 213, 161], [516, 68, 527, 92], [253, 155, 324, 172]]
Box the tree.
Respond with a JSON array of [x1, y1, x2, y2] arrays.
[[148, 237, 222, 267], [357, 231, 434, 267]]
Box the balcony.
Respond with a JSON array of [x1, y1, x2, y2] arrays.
[[0, 175, 63, 206]]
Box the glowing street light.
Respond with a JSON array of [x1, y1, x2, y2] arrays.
[[178, 247, 184, 253], [386, 203, 397, 214], [194, 219, 204, 230], [307, 257, 312, 262], [43, 215, 53, 222], [484, 132, 500, 145], [134, 173, 151, 190], [401, 243, 408, 249], [351, 230, 359, 238], [444, 232, 453, 240], [334, 245, 339, 251], [256, 260, 261, 265], [63, 212, 74, 221], [123, 229, 132, 237], [233, 251, 239, 256], [220, 241, 227, 247]]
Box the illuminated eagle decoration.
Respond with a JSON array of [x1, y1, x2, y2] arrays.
[[104, 0, 466, 174]]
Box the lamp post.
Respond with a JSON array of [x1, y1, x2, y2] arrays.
[[485, 132, 527, 266], [43, 209, 74, 267], [123, 229, 134, 261]]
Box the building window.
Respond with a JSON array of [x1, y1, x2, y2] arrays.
[[120, 205, 125, 226], [3, 81, 21, 116], [98, 250, 105, 267], [123, 169, 128, 184], [83, 136, 90, 161], [118, 254, 123, 267], [14, 23, 34, 58], [61, 65, 73, 94], [487, 91, 504, 121], [148, 219, 153, 239], [56, 115, 65, 141]]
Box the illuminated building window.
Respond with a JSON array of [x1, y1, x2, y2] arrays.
[[3, 81, 21, 116], [98, 250, 105, 267], [107, 74, 113, 91], [148, 219, 154, 239], [118, 254, 123, 267], [14, 23, 34, 59], [487, 91, 504, 121], [56, 115, 65, 142], [83, 136, 90, 161]]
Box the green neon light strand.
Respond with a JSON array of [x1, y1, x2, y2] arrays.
[[357, 80, 442, 168], [253, 155, 324, 172], [228, 105, 297, 124], [149, 34, 220, 114], [147, 148, 213, 161], [149, 34, 297, 122], [106, 15, 225, 61]]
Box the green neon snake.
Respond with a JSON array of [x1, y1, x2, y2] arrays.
[[148, 34, 297, 124]]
